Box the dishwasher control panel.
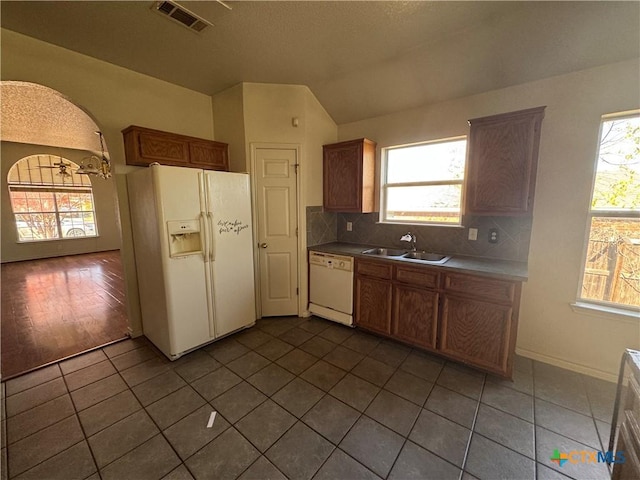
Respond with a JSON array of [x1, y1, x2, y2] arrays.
[[309, 251, 353, 272]]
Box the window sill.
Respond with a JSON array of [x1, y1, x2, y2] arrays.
[[377, 221, 465, 229], [16, 235, 100, 244], [570, 301, 639, 324]]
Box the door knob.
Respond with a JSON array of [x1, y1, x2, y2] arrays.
[[260, 243, 268, 248]]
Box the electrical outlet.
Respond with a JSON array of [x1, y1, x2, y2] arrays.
[[489, 228, 499, 243], [468, 228, 478, 241], [346, 221, 353, 232]]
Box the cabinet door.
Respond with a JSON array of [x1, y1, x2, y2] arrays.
[[324, 141, 363, 212], [466, 106, 545, 216], [323, 138, 376, 213], [439, 294, 514, 376], [127, 130, 189, 166], [189, 141, 229, 171], [355, 275, 392, 335], [392, 284, 438, 350]]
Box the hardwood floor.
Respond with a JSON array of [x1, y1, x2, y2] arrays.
[[1, 250, 129, 379]]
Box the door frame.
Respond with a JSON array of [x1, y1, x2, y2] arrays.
[[250, 143, 304, 318]]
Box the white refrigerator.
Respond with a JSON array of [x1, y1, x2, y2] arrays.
[[127, 164, 256, 360]]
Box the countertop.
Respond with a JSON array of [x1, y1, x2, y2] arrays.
[[308, 242, 528, 281]]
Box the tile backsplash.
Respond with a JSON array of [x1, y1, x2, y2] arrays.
[[307, 206, 532, 262], [306, 206, 338, 246]]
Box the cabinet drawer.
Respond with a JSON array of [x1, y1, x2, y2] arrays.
[[444, 273, 516, 305], [395, 265, 439, 289], [356, 260, 392, 280]]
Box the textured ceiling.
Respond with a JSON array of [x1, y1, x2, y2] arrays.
[[1, 82, 107, 154], [1, 1, 639, 125]]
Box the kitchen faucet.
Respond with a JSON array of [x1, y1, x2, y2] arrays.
[[400, 232, 417, 251]]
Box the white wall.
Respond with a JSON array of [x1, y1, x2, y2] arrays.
[[1, 142, 121, 262], [1, 29, 216, 336], [338, 59, 640, 380]]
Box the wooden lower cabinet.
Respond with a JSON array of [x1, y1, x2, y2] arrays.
[[439, 294, 514, 376], [612, 356, 640, 480], [354, 276, 392, 335], [354, 257, 521, 378], [392, 284, 438, 350]]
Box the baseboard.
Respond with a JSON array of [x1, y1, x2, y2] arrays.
[[128, 327, 143, 338], [516, 347, 618, 383]]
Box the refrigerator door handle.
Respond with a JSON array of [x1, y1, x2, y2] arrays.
[[207, 211, 216, 261], [203, 174, 216, 262], [200, 211, 209, 262]]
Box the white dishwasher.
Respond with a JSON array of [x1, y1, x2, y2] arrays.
[[309, 251, 354, 326]]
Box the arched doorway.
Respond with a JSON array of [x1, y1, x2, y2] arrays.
[[0, 81, 129, 378]]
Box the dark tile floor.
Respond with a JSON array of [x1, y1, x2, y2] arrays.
[[1, 316, 616, 480], [1, 251, 129, 379]]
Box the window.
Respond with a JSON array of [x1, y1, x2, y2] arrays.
[[578, 113, 639, 311], [8, 155, 98, 242], [381, 137, 467, 225]]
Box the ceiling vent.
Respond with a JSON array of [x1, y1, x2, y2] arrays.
[[152, 1, 212, 33]]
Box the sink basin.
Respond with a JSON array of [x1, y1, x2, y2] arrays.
[[403, 251, 451, 264], [362, 248, 408, 257]]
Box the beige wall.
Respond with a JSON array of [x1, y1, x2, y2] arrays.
[[239, 82, 336, 206], [304, 90, 337, 205], [7, 27, 633, 380], [228, 82, 337, 314], [339, 59, 640, 380], [212, 84, 246, 173], [1, 142, 121, 262], [1, 29, 216, 336]]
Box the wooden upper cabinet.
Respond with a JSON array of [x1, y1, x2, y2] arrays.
[[465, 106, 545, 216], [122, 125, 229, 171], [188, 140, 228, 170], [323, 138, 376, 212]]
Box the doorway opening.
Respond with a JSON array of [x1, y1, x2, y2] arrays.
[[0, 81, 129, 379]]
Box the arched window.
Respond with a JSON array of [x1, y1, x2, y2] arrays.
[[8, 154, 99, 242]]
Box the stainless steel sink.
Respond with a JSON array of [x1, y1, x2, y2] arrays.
[[362, 248, 408, 257], [403, 251, 451, 264]]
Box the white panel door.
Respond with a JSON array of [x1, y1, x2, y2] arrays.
[[255, 147, 298, 316]]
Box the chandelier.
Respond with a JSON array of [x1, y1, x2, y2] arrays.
[[77, 131, 111, 179]]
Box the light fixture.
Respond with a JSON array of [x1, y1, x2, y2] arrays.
[[77, 131, 111, 179], [33, 156, 75, 181]]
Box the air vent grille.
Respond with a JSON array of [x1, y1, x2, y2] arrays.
[[153, 1, 212, 33]]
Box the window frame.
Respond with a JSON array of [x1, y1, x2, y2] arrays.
[[7, 155, 99, 243], [380, 135, 467, 226], [575, 111, 640, 314]]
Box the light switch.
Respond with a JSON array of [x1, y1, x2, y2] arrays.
[[468, 228, 478, 241]]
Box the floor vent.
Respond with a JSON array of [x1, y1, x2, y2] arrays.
[[152, 1, 212, 33]]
